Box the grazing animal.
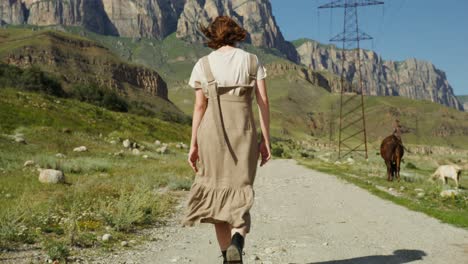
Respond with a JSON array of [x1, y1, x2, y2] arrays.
[[380, 121, 405, 181], [431, 165, 462, 188]]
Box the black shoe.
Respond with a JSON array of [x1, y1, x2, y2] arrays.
[[222, 250, 227, 264], [226, 232, 244, 264]]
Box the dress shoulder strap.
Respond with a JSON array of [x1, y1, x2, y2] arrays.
[[200, 55, 215, 84], [248, 53, 258, 82]]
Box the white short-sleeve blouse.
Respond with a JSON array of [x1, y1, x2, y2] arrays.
[[188, 47, 267, 89]]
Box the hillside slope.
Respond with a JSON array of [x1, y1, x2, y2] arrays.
[[0, 27, 187, 122]]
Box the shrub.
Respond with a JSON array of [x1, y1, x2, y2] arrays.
[[0, 212, 36, 248], [406, 162, 418, 169], [0, 64, 65, 97], [44, 240, 70, 261], [271, 146, 284, 157], [99, 187, 164, 232], [70, 83, 128, 112]]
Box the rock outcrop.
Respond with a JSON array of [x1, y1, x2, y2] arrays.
[[296, 40, 463, 110], [0, 0, 182, 39], [0, 0, 26, 25], [176, 0, 299, 62]]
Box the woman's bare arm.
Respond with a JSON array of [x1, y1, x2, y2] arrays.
[[188, 84, 208, 172], [255, 78, 270, 147], [255, 78, 271, 166]]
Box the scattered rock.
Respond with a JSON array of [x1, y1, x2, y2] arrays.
[[123, 139, 131, 148], [61, 128, 72, 133], [417, 192, 425, 198], [414, 188, 424, 192], [56, 153, 66, 158], [14, 136, 26, 144], [400, 186, 405, 191], [73, 146, 87, 152], [131, 142, 139, 149], [132, 148, 141, 155], [334, 161, 342, 165], [176, 142, 188, 149], [440, 189, 458, 198], [154, 140, 161, 146], [110, 140, 117, 145], [102, 234, 112, 241], [322, 242, 329, 246], [129, 240, 137, 244], [38, 169, 65, 184], [114, 150, 124, 157], [121, 241, 128, 247], [157, 146, 168, 154], [24, 160, 35, 167], [142, 155, 149, 159], [346, 157, 355, 164]]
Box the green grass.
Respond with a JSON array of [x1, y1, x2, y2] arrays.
[[295, 153, 468, 229], [0, 88, 193, 254]]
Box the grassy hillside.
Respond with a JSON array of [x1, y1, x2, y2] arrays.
[[0, 88, 192, 255], [63, 27, 290, 83], [0, 26, 189, 123]]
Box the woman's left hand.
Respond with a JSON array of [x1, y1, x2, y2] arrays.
[[188, 144, 199, 173]]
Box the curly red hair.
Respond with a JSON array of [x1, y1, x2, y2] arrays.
[[199, 16, 247, 49]]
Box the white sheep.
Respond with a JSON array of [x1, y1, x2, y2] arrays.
[[430, 165, 462, 188]]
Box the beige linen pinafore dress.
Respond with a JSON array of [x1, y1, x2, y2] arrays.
[[181, 52, 261, 233]]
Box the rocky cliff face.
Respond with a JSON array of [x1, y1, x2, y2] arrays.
[[0, 0, 26, 25], [1, 0, 298, 61], [0, 0, 182, 39], [296, 40, 463, 110], [176, 0, 298, 62]]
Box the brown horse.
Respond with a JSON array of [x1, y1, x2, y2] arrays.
[[380, 120, 405, 181]]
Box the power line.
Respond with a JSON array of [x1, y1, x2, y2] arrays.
[[318, 0, 384, 160]]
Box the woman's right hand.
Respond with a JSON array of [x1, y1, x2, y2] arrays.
[[259, 140, 271, 166], [188, 144, 199, 173]]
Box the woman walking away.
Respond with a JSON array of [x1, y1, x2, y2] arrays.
[[182, 16, 272, 264]]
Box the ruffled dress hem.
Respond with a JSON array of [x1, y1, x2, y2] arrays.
[[181, 181, 254, 233]]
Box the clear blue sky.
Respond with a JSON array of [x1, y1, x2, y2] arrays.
[[270, 0, 468, 95]]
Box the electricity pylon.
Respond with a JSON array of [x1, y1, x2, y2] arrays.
[[319, 0, 384, 160]]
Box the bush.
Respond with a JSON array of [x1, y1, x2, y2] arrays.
[[406, 162, 418, 169], [0, 213, 36, 248], [271, 146, 284, 157], [99, 187, 163, 232], [44, 240, 70, 261], [71, 83, 128, 112], [0, 64, 65, 97]]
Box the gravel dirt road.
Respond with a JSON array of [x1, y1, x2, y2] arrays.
[[90, 158, 467, 264]]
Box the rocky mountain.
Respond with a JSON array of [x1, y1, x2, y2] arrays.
[[295, 39, 463, 110], [0, 0, 298, 61], [176, 0, 298, 61], [0, 0, 183, 38], [457, 96, 468, 112]]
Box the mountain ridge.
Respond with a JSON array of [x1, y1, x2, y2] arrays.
[[295, 38, 463, 110]]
